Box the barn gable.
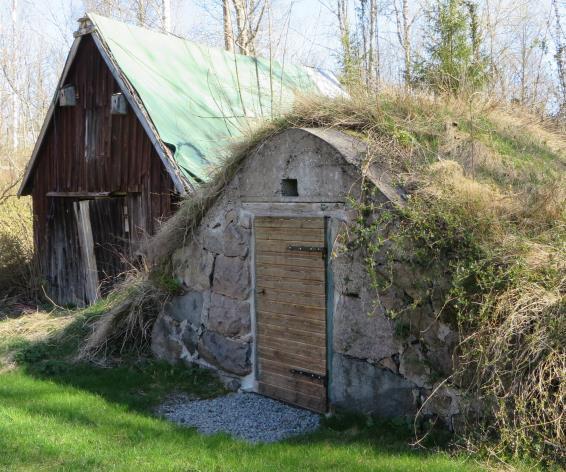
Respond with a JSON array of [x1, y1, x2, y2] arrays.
[[22, 35, 173, 198], [17, 13, 343, 306], [19, 13, 344, 196]]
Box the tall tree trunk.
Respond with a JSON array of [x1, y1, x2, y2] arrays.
[[230, 0, 266, 56], [337, 0, 354, 83], [161, 0, 171, 33], [11, 0, 19, 151], [223, 0, 234, 52], [232, 0, 250, 55], [135, 0, 146, 27], [368, 0, 377, 87], [374, 0, 380, 88], [402, 0, 411, 85], [394, 0, 412, 86], [552, 0, 566, 116], [519, 25, 528, 105]]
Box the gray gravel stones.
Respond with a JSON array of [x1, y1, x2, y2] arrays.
[[158, 392, 321, 443]]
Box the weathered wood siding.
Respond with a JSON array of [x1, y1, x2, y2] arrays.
[[23, 34, 176, 304]]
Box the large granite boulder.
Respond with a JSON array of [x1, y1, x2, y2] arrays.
[[173, 240, 214, 291], [207, 292, 250, 337], [212, 255, 250, 300], [204, 222, 250, 257], [399, 343, 432, 388], [332, 353, 417, 417], [333, 294, 398, 361], [151, 315, 184, 364], [198, 331, 251, 375], [163, 291, 203, 325]]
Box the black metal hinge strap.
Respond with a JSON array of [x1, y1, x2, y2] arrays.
[[287, 245, 326, 256], [290, 368, 326, 382]]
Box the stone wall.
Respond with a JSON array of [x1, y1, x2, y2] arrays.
[[151, 128, 464, 428], [329, 227, 463, 429], [151, 193, 255, 387]]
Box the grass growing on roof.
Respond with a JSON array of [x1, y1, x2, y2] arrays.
[[148, 89, 564, 464]]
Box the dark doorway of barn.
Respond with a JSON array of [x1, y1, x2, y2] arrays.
[[45, 196, 130, 306], [254, 217, 328, 413]]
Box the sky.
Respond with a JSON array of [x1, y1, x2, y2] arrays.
[[4, 0, 343, 71]]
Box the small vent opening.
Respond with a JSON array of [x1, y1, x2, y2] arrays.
[[281, 178, 298, 197]]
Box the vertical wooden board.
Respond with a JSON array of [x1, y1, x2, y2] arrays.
[[254, 217, 328, 413], [45, 198, 87, 306], [258, 382, 326, 413], [73, 200, 99, 304]]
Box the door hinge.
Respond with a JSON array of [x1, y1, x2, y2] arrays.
[[287, 245, 326, 257], [290, 368, 326, 382]]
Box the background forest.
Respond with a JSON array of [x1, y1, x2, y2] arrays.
[[0, 0, 565, 186]]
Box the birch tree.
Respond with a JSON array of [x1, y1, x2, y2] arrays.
[[161, 0, 171, 32], [8, 0, 19, 151], [551, 0, 566, 116], [393, 0, 414, 85], [358, 0, 380, 88], [229, 0, 268, 56], [223, 0, 235, 51]]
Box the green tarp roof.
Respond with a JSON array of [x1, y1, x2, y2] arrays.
[[89, 14, 344, 185]]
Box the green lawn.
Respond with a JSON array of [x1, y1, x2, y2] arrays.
[[0, 311, 483, 471]]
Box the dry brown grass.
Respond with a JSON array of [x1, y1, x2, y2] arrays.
[[487, 106, 566, 157], [0, 310, 75, 371], [0, 195, 37, 301], [78, 269, 170, 361]]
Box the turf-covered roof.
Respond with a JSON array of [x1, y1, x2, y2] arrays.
[[89, 13, 344, 186]]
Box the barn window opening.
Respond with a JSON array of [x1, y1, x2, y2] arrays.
[[111, 93, 127, 115], [281, 178, 298, 196], [59, 85, 76, 106]]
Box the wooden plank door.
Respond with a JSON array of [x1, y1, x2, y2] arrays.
[[88, 197, 128, 295], [45, 198, 90, 306], [254, 217, 327, 412]]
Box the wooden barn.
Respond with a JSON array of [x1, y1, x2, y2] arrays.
[[18, 13, 342, 306]]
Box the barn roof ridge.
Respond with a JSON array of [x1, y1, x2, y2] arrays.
[[18, 13, 344, 196]]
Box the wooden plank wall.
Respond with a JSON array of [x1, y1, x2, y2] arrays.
[[44, 198, 87, 305], [255, 217, 328, 413], [89, 197, 128, 295], [23, 34, 177, 303]]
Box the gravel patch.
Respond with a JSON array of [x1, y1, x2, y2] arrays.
[[158, 392, 321, 443]]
